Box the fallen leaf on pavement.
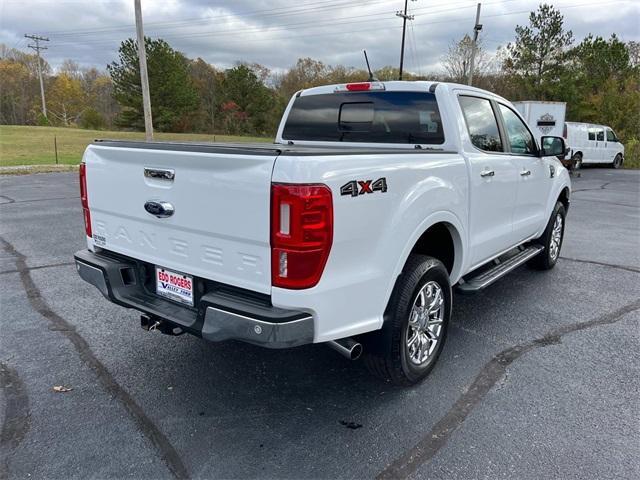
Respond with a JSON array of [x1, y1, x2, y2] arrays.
[[52, 385, 72, 393]]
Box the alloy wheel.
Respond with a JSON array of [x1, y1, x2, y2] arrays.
[[405, 281, 445, 365], [549, 213, 563, 261]]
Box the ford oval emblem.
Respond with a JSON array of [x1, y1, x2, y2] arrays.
[[144, 201, 175, 218]]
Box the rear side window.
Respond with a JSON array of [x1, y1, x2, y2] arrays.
[[498, 104, 537, 155], [588, 128, 596, 141], [596, 129, 604, 141], [458, 96, 503, 152], [282, 91, 444, 144]]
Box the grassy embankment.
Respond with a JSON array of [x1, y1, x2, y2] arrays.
[[0, 125, 271, 167]]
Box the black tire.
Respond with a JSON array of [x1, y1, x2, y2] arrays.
[[364, 255, 451, 386], [611, 154, 623, 169], [528, 202, 566, 270], [572, 153, 582, 170]]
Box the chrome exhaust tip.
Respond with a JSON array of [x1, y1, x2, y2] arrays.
[[327, 338, 363, 360]]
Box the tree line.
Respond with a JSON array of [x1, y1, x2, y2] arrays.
[[1, 4, 638, 150]]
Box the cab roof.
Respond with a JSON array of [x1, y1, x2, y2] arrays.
[[297, 80, 511, 104]]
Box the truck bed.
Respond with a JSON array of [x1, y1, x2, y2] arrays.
[[92, 139, 455, 156]]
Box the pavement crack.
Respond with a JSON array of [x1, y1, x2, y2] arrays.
[[0, 236, 190, 480], [560, 256, 640, 274], [569, 197, 637, 208], [376, 298, 640, 480], [0, 261, 75, 276], [571, 182, 610, 193], [0, 363, 30, 480], [0, 195, 15, 205], [0, 196, 79, 206]]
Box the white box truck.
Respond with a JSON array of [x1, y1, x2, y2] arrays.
[[513, 101, 566, 145]]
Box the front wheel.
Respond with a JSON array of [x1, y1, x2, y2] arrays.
[[572, 153, 582, 170], [528, 201, 566, 270], [611, 154, 623, 169], [364, 255, 451, 386]]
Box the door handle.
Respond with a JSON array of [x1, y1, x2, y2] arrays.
[[520, 170, 531, 176], [144, 167, 175, 181], [480, 169, 495, 178]]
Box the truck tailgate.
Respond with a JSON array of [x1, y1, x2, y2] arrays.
[[84, 142, 279, 294]]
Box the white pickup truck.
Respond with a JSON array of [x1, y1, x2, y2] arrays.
[[75, 81, 571, 385]]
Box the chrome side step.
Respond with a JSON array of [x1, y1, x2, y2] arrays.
[[457, 245, 544, 293]]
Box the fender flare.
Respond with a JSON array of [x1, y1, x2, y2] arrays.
[[383, 210, 466, 309], [361, 211, 465, 354]]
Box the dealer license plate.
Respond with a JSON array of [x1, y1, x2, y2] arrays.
[[155, 267, 194, 306]]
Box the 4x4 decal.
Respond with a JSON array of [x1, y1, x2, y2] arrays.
[[340, 177, 387, 197]]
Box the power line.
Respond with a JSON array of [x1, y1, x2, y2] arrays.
[[44, 0, 528, 49], [43, 0, 487, 47], [45, 0, 519, 44], [39, 0, 633, 74], [48, 8, 400, 48], [43, 0, 390, 37], [24, 34, 49, 118], [45, 0, 633, 54]]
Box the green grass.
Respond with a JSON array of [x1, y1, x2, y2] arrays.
[[0, 125, 271, 167]]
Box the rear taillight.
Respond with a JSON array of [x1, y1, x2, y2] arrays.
[[271, 183, 333, 289], [79, 163, 92, 238]]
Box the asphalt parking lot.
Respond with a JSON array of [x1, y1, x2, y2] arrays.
[[1, 167, 639, 479]]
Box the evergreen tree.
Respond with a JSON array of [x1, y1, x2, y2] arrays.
[[108, 37, 198, 131]]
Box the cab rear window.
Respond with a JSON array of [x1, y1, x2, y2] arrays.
[[282, 91, 445, 144]]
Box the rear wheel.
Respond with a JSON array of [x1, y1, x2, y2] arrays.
[[611, 154, 623, 169], [528, 201, 566, 270], [364, 255, 451, 386]]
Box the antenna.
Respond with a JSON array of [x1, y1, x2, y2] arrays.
[[363, 50, 378, 81]]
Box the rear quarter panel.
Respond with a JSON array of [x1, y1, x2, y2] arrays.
[[271, 152, 468, 342]]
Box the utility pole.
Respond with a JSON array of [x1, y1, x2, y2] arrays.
[[467, 3, 483, 86], [25, 34, 49, 118], [396, 0, 416, 80], [134, 0, 153, 140]]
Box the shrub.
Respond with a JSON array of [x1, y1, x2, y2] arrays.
[[623, 137, 640, 169], [36, 113, 50, 126], [79, 108, 106, 130]]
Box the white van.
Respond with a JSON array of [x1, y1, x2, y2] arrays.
[[564, 122, 625, 169]]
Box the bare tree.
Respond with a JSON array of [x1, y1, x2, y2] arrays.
[[59, 59, 82, 79], [442, 34, 490, 83]]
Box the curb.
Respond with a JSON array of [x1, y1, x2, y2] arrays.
[[0, 165, 80, 175]]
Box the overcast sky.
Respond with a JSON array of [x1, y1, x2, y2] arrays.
[[1, 0, 638, 75]]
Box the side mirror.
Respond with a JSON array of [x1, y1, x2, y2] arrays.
[[540, 136, 567, 158]]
